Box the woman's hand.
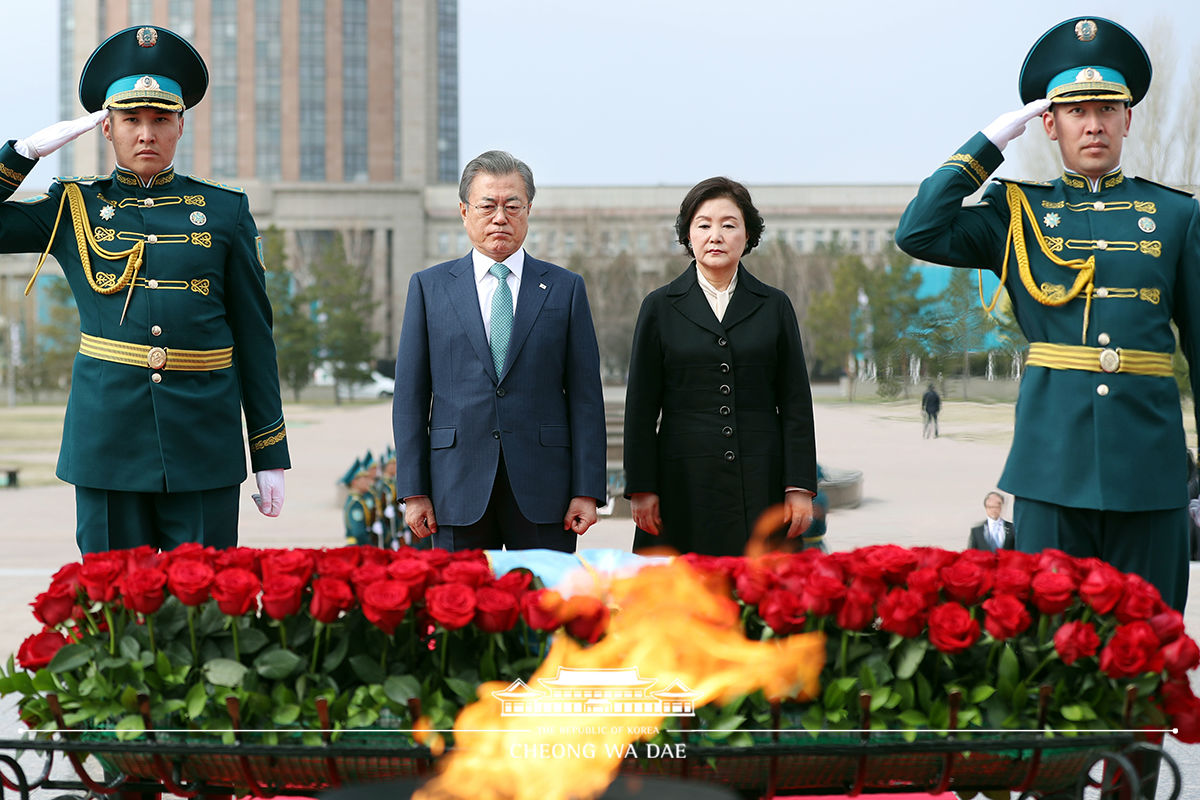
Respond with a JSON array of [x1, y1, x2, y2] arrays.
[[630, 492, 662, 536], [784, 491, 814, 539]]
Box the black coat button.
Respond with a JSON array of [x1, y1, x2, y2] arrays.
[[722, 426, 733, 437], [719, 384, 730, 395], [719, 405, 731, 416], [492, 430, 500, 439], [717, 337, 728, 347], [719, 363, 730, 373], [724, 451, 736, 462], [496, 387, 506, 397]]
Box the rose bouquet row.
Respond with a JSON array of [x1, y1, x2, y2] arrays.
[[670, 544, 1200, 745], [0, 544, 608, 743]]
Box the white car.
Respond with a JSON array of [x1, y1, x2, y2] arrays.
[[335, 371, 395, 401]]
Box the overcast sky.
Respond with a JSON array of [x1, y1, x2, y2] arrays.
[[5, 2, 1198, 188]]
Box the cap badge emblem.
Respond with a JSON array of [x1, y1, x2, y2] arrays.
[[1076, 67, 1101, 82], [190, 211, 207, 226], [1139, 216, 1156, 233], [135, 75, 161, 91], [1075, 20, 1097, 42], [1043, 212, 1061, 229], [136, 27, 158, 48]]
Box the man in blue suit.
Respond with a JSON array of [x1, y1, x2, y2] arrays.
[[393, 151, 607, 552]]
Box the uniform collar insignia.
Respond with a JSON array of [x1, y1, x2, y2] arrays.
[[112, 164, 176, 188], [1062, 166, 1123, 193]]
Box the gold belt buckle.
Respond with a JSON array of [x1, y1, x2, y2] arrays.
[[147, 347, 167, 370], [1099, 348, 1120, 373]]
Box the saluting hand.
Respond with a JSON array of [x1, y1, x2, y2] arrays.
[[15, 110, 109, 160], [982, 98, 1052, 152]]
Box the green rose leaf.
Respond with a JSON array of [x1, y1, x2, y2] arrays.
[[323, 632, 350, 672], [969, 684, 996, 704], [1061, 703, 1098, 722], [185, 682, 208, 719], [894, 639, 927, 680], [444, 677, 477, 702], [255, 649, 304, 680], [238, 627, 270, 656], [384, 675, 421, 705], [115, 714, 146, 741], [30, 670, 57, 693], [997, 644, 1019, 697], [203, 658, 249, 688], [48, 644, 93, 673], [272, 703, 302, 726], [349, 654, 385, 685]]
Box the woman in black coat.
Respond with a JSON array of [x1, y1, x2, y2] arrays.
[[623, 177, 818, 556]]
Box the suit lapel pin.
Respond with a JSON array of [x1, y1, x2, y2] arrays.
[[539, 283, 547, 290]]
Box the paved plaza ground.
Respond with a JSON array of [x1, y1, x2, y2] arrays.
[[1, 390, 1199, 793]]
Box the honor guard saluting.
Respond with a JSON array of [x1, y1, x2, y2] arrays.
[[0, 26, 290, 553], [896, 17, 1197, 610]]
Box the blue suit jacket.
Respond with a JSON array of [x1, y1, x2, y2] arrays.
[[392, 251, 607, 526]]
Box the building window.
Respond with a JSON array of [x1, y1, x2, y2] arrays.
[[793, 230, 806, 253], [299, 0, 326, 180], [255, 0, 282, 180], [342, 0, 369, 182], [436, 0, 458, 182], [210, 0, 239, 178], [59, 0, 76, 175], [168, 0, 196, 174]]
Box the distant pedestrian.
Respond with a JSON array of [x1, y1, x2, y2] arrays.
[[921, 384, 941, 438]]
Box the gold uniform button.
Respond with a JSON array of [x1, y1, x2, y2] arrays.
[[1099, 348, 1120, 373], [1097, 332, 1111, 346], [1095, 240, 1108, 250], [151, 325, 162, 336], [1096, 384, 1109, 396], [151, 372, 163, 384], [147, 234, 158, 244], [1093, 201, 1105, 211], [147, 278, 159, 289], [147, 346, 167, 369], [144, 198, 154, 207]]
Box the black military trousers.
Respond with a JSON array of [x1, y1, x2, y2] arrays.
[[74, 485, 240, 553], [1014, 496, 1189, 612]]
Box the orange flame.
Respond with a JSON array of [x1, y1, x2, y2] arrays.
[[415, 559, 825, 800]]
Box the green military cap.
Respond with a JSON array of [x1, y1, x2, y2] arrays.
[[1019, 17, 1151, 107], [341, 458, 363, 488], [79, 25, 209, 113]]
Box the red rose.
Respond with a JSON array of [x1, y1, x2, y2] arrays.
[[1030, 570, 1077, 615], [79, 558, 124, 603], [214, 547, 262, 576], [361, 580, 412, 635], [32, 582, 79, 627], [447, 548, 488, 563], [928, 602, 980, 654], [120, 567, 168, 616], [492, 569, 533, 600], [387, 559, 434, 593], [996, 549, 1037, 573], [734, 562, 777, 605], [521, 589, 563, 631], [1078, 563, 1125, 615], [1162, 635, 1200, 678], [758, 589, 806, 635], [1053, 620, 1100, 665], [680, 553, 741, 581], [122, 545, 163, 571], [166, 560, 215, 607], [351, 563, 389, 600], [211, 568, 261, 616], [982, 594, 1032, 641], [17, 630, 68, 671], [417, 548, 453, 569], [358, 546, 390, 566], [309, 577, 356, 624], [912, 546, 958, 572], [561, 595, 609, 643], [799, 563, 847, 617], [261, 574, 307, 619], [438, 560, 493, 588], [1114, 574, 1164, 623], [1034, 549, 1081, 581], [855, 545, 919, 585], [261, 550, 315, 586], [1162, 679, 1200, 744], [165, 542, 214, 563], [877, 587, 928, 638], [993, 566, 1033, 600], [1149, 610, 1186, 644], [836, 585, 876, 631], [940, 555, 993, 605], [1099, 621, 1165, 678], [474, 586, 520, 633], [425, 583, 477, 631], [315, 548, 361, 581], [905, 567, 940, 603]]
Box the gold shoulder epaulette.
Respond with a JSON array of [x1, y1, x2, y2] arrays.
[[1132, 176, 1194, 197], [994, 177, 1052, 189], [185, 175, 244, 193], [53, 175, 108, 185]]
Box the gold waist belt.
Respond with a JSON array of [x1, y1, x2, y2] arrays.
[[79, 333, 233, 371], [1026, 342, 1173, 377]]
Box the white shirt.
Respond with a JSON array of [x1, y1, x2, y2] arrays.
[[696, 267, 738, 322], [473, 248, 524, 339]]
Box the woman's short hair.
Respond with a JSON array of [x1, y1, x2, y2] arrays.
[[675, 176, 764, 256]]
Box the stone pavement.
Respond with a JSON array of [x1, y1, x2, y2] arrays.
[[1, 396, 1198, 792]]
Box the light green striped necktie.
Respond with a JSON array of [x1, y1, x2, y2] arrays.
[[489, 262, 512, 376]]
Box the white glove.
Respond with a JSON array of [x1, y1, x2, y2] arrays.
[[253, 469, 286, 517], [1189, 498, 1200, 529], [982, 99, 1052, 152], [15, 110, 108, 160]]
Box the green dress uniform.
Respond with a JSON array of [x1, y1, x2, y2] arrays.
[[344, 489, 371, 546], [3, 25, 290, 552], [896, 139, 1197, 610]]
